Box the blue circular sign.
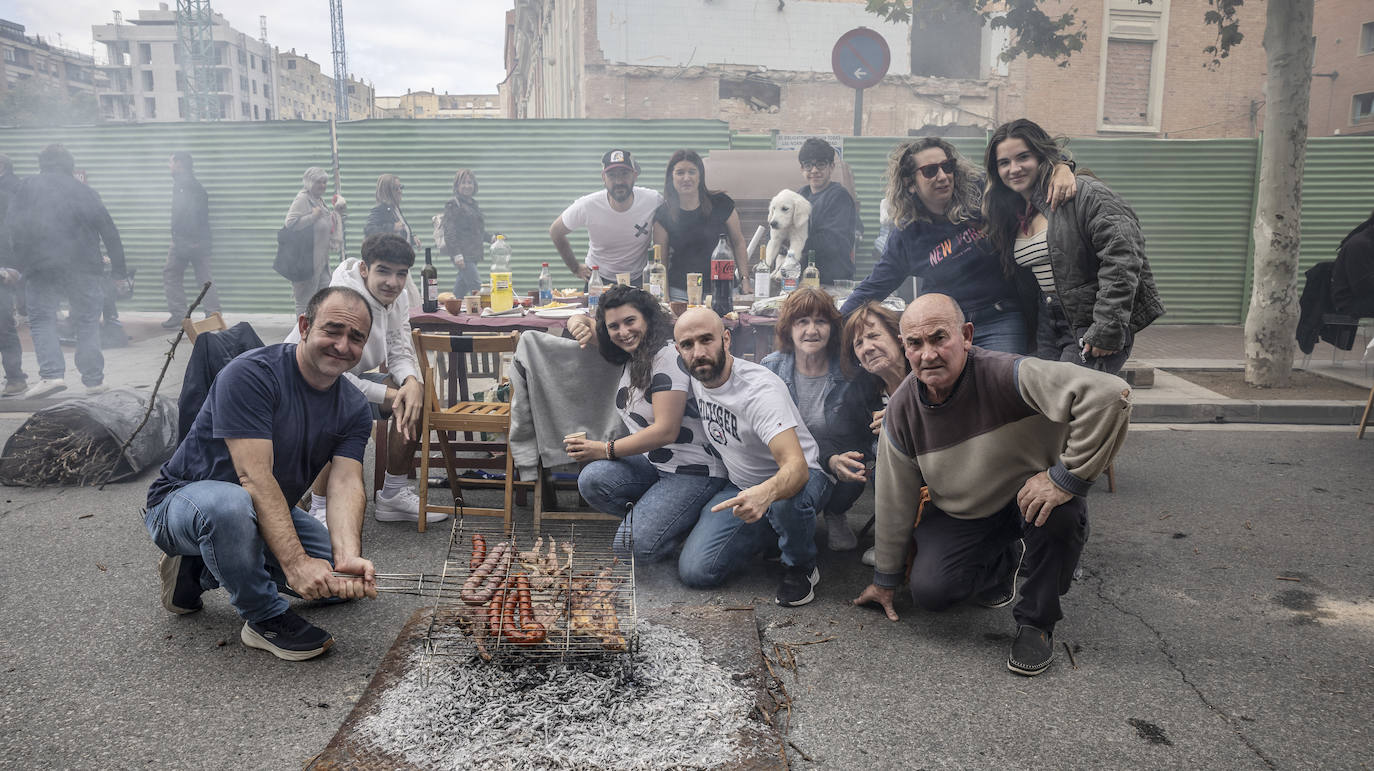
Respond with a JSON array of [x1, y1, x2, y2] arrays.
[[832, 28, 891, 90]]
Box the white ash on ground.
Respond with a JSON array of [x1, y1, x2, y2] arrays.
[[357, 621, 763, 769]]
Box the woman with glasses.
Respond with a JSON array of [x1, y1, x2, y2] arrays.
[[795, 138, 858, 285], [839, 138, 1076, 354], [364, 174, 421, 251], [982, 119, 1164, 372]]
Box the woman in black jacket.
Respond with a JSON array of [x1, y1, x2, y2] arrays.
[[364, 174, 421, 251], [441, 169, 487, 298]]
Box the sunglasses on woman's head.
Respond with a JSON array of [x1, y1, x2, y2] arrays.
[[915, 159, 957, 179]]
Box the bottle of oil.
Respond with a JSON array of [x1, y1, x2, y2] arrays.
[[488, 235, 514, 312]]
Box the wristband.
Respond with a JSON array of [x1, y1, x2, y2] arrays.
[[606, 438, 616, 461]]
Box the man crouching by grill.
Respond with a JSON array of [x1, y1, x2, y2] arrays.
[[673, 308, 832, 608], [853, 293, 1130, 676], [144, 287, 378, 661]]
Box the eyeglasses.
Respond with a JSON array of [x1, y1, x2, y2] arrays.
[[914, 159, 957, 179], [800, 161, 831, 171]]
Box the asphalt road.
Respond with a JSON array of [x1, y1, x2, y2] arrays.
[[0, 425, 1370, 770]]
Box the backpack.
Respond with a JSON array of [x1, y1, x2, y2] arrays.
[[432, 212, 447, 253]]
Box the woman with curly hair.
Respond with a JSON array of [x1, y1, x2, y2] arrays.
[[982, 118, 1163, 373], [564, 285, 728, 560], [840, 137, 1077, 355]]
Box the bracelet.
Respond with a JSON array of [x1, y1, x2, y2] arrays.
[[606, 439, 616, 461]]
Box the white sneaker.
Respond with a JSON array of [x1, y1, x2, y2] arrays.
[[24, 378, 67, 399], [825, 511, 858, 551], [85, 383, 109, 395], [375, 487, 449, 524], [308, 501, 328, 528], [861, 547, 876, 567]]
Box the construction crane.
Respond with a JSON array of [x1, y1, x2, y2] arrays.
[[175, 0, 219, 121], [330, 0, 349, 121]]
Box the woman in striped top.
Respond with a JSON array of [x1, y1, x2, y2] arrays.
[[982, 119, 1163, 374]]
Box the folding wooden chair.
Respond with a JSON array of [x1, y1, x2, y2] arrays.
[[181, 311, 227, 343], [412, 330, 520, 532]]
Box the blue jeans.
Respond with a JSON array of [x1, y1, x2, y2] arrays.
[[578, 455, 728, 562], [0, 283, 25, 381], [144, 480, 334, 623], [966, 304, 1028, 355], [452, 260, 481, 299], [678, 468, 831, 588], [26, 271, 105, 385]]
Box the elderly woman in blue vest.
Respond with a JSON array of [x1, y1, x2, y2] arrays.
[[761, 286, 882, 552]]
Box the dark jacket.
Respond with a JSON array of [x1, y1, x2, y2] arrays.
[[171, 171, 211, 249], [1020, 176, 1164, 352], [442, 195, 487, 262], [5, 169, 126, 278], [840, 218, 1015, 316], [760, 350, 882, 471], [797, 182, 857, 284], [364, 203, 416, 247], [1332, 216, 1374, 317], [177, 321, 264, 442], [0, 171, 20, 267]]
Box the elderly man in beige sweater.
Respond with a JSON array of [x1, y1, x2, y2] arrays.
[[853, 293, 1131, 677]]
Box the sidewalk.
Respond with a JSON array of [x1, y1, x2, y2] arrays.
[[0, 314, 1369, 426]]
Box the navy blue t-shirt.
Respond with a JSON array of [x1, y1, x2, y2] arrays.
[[840, 218, 1017, 315], [147, 343, 373, 510]]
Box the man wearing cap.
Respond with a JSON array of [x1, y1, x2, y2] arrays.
[[549, 149, 663, 283]]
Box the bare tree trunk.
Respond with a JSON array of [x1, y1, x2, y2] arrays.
[[1244, 0, 1315, 387]]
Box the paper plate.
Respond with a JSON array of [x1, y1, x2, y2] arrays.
[[534, 307, 587, 319]]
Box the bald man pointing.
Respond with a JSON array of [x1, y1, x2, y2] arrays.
[[854, 294, 1132, 676], [673, 308, 832, 607]]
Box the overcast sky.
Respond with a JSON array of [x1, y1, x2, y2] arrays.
[[3, 1, 510, 95]]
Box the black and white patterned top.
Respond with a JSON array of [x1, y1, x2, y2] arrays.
[[616, 343, 727, 477]]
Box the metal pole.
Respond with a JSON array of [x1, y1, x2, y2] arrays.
[[853, 87, 863, 136]]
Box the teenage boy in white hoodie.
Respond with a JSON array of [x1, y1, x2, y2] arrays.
[[286, 232, 447, 525]]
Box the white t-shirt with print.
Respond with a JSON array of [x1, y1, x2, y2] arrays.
[[617, 344, 726, 478], [689, 357, 822, 489], [560, 186, 664, 278]]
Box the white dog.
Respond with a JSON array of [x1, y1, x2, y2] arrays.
[[763, 188, 811, 270]]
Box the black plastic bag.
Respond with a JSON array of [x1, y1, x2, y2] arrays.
[[0, 388, 177, 486]]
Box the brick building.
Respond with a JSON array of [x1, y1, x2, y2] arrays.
[[276, 49, 375, 121], [374, 90, 501, 119], [501, 0, 1368, 140], [0, 19, 99, 102], [1309, 0, 1374, 136]]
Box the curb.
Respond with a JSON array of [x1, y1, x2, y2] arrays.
[[1132, 400, 1366, 425]]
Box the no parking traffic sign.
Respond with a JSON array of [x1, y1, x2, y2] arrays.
[[832, 27, 891, 91]]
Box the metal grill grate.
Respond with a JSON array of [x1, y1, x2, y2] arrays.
[[372, 516, 638, 671]]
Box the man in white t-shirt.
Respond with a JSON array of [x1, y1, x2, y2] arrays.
[[673, 307, 833, 607], [549, 149, 664, 283]]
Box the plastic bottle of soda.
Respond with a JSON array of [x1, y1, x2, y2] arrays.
[[587, 266, 604, 311], [538, 262, 553, 306]]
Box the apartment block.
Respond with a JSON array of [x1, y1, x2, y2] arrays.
[[0, 19, 99, 100], [374, 90, 501, 119], [277, 49, 375, 121]]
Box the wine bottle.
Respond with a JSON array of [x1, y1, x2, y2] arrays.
[[422, 247, 439, 313]]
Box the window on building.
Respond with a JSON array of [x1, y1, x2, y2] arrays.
[[1361, 22, 1374, 55], [176, 71, 185, 91], [264, 108, 272, 120], [252, 80, 257, 94], [237, 48, 247, 67], [910, 4, 981, 78], [253, 104, 259, 120], [139, 43, 152, 64], [173, 45, 180, 64], [239, 75, 248, 92], [145, 97, 156, 118], [3, 48, 14, 64], [263, 84, 271, 99], [241, 101, 250, 118], [249, 53, 255, 68], [287, 59, 296, 70], [142, 70, 154, 91], [1354, 92, 1374, 124], [1098, 0, 1167, 131], [178, 97, 186, 119]]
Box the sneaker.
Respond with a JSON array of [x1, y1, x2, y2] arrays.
[[85, 383, 109, 395], [2, 379, 27, 397], [240, 609, 334, 661], [158, 553, 205, 615], [161, 314, 183, 330], [775, 565, 820, 607], [374, 487, 449, 524], [1007, 624, 1054, 676], [824, 511, 858, 551], [975, 539, 1025, 608], [24, 378, 67, 399], [861, 546, 876, 567]]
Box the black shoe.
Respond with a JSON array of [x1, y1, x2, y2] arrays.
[[775, 565, 819, 607], [240, 609, 334, 661], [975, 539, 1025, 608], [161, 315, 182, 329], [1007, 624, 1054, 676], [158, 553, 204, 614]]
